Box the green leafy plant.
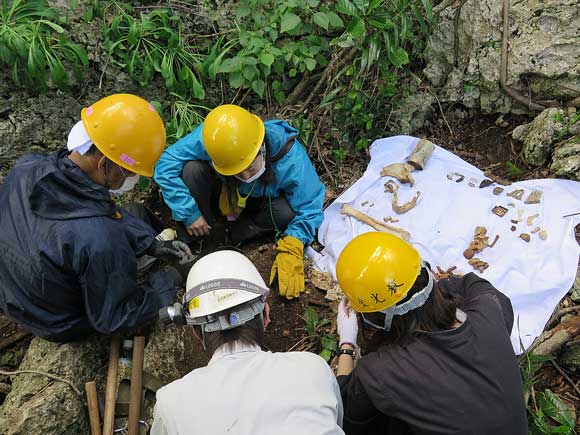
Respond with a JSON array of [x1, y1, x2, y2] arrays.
[[210, 0, 345, 99], [319, 0, 432, 153], [552, 112, 565, 124], [302, 307, 338, 362], [519, 347, 576, 435], [529, 389, 576, 434], [0, 0, 88, 89], [506, 160, 524, 177], [103, 5, 205, 99], [165, 94, 210, 141]]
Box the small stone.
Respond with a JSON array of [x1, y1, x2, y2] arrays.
[[495, 114, 509, 127], [463, 248, 475, 259], [520, 233, 531, 242], [492, 205, 508, 217], [511, 226, 516, 231], [479, 179, 494, 188], [538, 230, 548, 240], [493, 187, 504, 195]]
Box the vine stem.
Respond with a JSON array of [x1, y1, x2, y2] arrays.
[[500, 0, 544, 111], [0, 369, 83, 397]]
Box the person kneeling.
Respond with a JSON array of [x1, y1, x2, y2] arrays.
[[334, 232, 528, 435], [151, 250, 344, 435]]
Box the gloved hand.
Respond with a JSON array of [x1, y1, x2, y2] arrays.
[[269, 236, 304, 299], [337, 298, 359, 346], [148, 239, 194, 265]]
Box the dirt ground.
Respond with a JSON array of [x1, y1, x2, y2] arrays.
[[1, 110, 579, 416]]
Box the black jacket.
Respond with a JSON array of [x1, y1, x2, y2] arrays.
[[0, 150, 177, 341], [338, 273, 528, 435]]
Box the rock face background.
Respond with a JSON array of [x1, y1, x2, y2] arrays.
[[0, 336, 108, 435], [423, 0, 580, 113], [405, 0, 580, 178]]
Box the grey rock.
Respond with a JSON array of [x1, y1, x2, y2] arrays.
[[513, 107, 566, 166], [424, 0, 580, 113], [391, 92, 437, 134], [0, 335, 108, 435], [550, 137, 580, 181], [571, 267, 580, 303], [143, 324, 206, 385]]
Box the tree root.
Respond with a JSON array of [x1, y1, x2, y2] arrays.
[[0, 369, 83, 397], [0, 330, 31, 351], [529, 315, 580, 357], [285, 72, 322, 106], [302, 47, 358, 110]]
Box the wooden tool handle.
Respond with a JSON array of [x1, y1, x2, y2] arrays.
[[85, 381, 102, 435], [103, 336, 121, 435], [127, 336, 146, 435]]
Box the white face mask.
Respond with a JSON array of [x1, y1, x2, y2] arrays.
[[110, 174, 140, 195], [235, 161, 266, 183]]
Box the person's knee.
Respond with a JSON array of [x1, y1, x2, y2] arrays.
[[182, 161, 213, 189], [270, 197, 295, 228]]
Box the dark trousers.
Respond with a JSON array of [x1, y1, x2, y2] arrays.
[[178, 161, 295, 244]]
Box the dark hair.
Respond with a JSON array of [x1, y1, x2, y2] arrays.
[[222, 138, 276, 211], [199, 311, 265, 357], [364, 268, 460, 348]]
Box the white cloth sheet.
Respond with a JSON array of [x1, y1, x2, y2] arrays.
[[308, 135, 580, 353]]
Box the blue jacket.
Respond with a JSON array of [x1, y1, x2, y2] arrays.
[[154, 120, 325, 245], [0, 150, 177, 341]]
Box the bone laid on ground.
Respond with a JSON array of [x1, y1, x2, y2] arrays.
[[407, 138, 435, 170], [380, 163, 416, 186], [384, 180, 421, 214], [340, 204, 411, 241]]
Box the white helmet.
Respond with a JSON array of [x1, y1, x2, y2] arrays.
[[184, 250, 270, 332]]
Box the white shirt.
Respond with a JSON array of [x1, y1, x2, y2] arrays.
[[151, 342, 345, 435]]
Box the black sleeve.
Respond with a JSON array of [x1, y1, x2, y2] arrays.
[[338, 371, 382, 435], [446, 273, 514, 333], [77, 239, 177, 334]]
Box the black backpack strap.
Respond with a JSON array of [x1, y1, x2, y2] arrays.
[[270, 136, 296, 163]]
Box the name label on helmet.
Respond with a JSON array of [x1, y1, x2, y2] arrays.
[[185, 278, 270, 303], [120, 153, 136, 166]]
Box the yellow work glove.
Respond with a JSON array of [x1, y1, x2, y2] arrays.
[[269, 236, 305, 299], [219, 184, 244, 217]]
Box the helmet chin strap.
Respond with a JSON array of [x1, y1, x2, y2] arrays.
[[103, 158, 113, 190], [378, 262, 434, 331]]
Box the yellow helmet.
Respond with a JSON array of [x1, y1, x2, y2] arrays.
[[202, 104, 265, 176], [81, 94, 166, 177], [336, 232, 422, 313]]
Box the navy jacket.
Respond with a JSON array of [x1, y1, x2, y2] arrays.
[[0, 150, 177, 341]]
